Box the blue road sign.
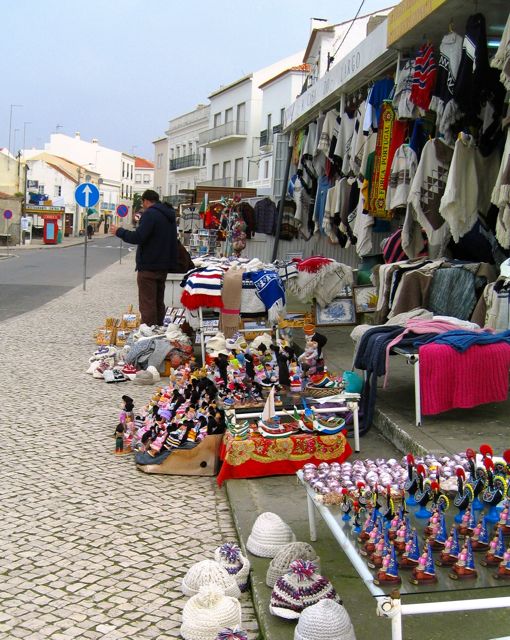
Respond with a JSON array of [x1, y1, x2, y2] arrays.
[[3, 209, 13, 219], [75, 182, 100, 208], [116, 204, 129, 217]]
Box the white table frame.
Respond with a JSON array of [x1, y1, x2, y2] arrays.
[[298, 472, 510, 640], [391, 348, 422, 427]]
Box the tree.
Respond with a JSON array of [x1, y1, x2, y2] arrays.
[[133, 193, 142, 213]]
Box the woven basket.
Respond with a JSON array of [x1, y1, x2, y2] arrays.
[[304, 387, 342, 398]]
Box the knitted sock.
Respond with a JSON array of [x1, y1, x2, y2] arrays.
[[147, 339, 172, 370]]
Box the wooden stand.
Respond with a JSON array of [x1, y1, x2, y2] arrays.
[[136, 434, 223, 476]]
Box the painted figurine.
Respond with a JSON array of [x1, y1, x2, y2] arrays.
[[471, 516, 490, 551], [437, 526, 460, 566], [481, 528, 506, 567], [400, 528, 421, 569], [374, 543, 401, 585], [450, 537, 477, 580], [410, 541, 437, 585]]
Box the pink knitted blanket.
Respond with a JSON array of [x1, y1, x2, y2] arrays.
[[419, 343, 510, 415]]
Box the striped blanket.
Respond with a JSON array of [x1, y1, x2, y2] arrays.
[[181, 267, 224, 310]]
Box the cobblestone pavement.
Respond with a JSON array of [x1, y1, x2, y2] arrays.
[[0, 253, 259, 640]]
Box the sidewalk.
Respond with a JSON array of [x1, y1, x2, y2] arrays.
[[0, 251, 259, 640], [14, 231, 110, 250]]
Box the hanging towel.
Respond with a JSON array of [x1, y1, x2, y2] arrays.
[[250, 270, 286, 324], [220, 267, 244, 338]]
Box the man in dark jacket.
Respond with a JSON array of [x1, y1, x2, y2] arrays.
[[110, 189, 177, 326]]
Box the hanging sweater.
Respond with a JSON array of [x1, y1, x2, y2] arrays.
[[439, 133, 479, 243], [410, 43, 437, 111], [350, 100, 368, 176], [402, 138, 454, 259], [429, 31, 463, 142], [491, 11, 510, 90], [386, 144, 418, 211], [317, 110, 340, 156], [492, 127, 510, 250], [393, 59, 418, 119], [334, 111, 356, 175]]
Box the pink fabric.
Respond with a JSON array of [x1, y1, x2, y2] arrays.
[[383, 319, 485, 387], [419, 343, 510, 415]]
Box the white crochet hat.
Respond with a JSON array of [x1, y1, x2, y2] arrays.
[[270, 560, 341, 620], [294, 599, 356, 640], [214, 543, 251, 592], [180, 585, 242, 640], [206, 332, 227, 353], [246, 512, 296, 558], [182, 560, 241, 598], [266, 542, 320, 587]]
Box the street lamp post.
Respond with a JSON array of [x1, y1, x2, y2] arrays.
[[7, 104, 22, 167]]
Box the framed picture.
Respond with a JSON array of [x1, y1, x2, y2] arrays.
[[353, 285, 378, 313], [315, 297, 356, 326]]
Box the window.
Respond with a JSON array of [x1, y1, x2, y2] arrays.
[[225, 107, 233, 123], [121, 185, 124, 198], [122, 162, 125, 177], [189, 142, 193, 155], [280, 107, 285, 125], [267, 113, 272, 134], [214, 112, 221, 127], [212, 163, 220, 180], [143, 174, 150, 184], [236, 102, 245, 122], [130, 165, 133, 179], [264, 160, 269, 180], [157, 153, 163, 169], [201, 150, 206, 166], [223, 161, 231, 178], [157, 186, 162, 196], [135, 174, 141, 183], [234, 158, 243, 185], [54, 185, 62, 197], [170, 148, 175, 159]]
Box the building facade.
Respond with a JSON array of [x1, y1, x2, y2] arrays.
[[166, 104, 209, 199], [152, 136, 168, 198], [134, 157, 155, 195]]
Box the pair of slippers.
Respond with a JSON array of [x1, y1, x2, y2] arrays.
[[133, 366, 161, 385]]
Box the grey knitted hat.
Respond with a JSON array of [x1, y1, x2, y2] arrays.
[[246, 512, 296, 558], [181, 560, 241, 598], [266, 542, 321, 587], [294, 599, 356, 640]]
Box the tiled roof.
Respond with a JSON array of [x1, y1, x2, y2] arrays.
[[135, 157, 154, 169], [259, 64, 311, 89]]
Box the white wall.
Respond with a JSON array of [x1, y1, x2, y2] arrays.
[[25, 160, 77, 214], [153, 138, 168, 197], [134, 168, 154, 194]]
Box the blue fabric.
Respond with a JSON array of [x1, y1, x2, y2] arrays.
[[315, 175, 331, 233], [369, 78, 394, 124], [250, 269, 285, 311], [418, 329, 510, 352]]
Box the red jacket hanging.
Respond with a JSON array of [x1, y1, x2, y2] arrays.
[[410, 43, 437, 110]]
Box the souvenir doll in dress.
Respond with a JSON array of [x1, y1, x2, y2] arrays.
[[450, 536, 477, 579], [411, 541, 437, 585], [454, 466, 474, 523], [437, 525, 460, 566], [400, 528, 421, 569], [495, 501, 510, 535], [428, 511, 448, 550], [471, 516, 490, 551], [374, 543, 401, 585], [481, 528, 506, 567], [114, 423, 125, 455], [494, 546, 510, 579]]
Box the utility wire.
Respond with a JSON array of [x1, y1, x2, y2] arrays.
[[329, 0, 366, 64]]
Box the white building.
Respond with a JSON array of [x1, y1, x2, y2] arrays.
[[249, 64, 310, 194], [198, 52, 303, 189], [39, 133, 134, 234], [0, 148, 23, 195], [153, 136, 168, 198], [24, 152, 100, 236], [167, 104, 209, 199], [134, 157, 155, 195]]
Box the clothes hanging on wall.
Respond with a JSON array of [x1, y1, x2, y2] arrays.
[[385, 144, 418, 212], [410, 42, 437, 111]]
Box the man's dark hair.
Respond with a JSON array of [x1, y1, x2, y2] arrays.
[[141, 189, 160, 203]]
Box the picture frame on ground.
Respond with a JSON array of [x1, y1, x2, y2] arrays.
[[353, 285, 378, 313], [315, 297, 356, 326]]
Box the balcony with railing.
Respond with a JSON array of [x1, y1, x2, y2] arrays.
[[199, 120, 247, 147], [259, 129, 273, 150], [169, 154, 201, 171]]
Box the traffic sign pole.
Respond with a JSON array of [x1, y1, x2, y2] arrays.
[[116, 204, 129, 266], [83, 207, 88, 291], [75, 184, 99, 292]]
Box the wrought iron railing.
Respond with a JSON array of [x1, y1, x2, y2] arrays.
[[169, 154, 201, 171], [199, 120, 247, 146]]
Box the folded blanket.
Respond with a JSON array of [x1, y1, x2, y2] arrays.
[[419, 342, 510, 415], [250, 269, 286, 324]]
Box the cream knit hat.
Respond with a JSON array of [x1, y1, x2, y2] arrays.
[[266, 542, 320, 587], [182, 560, 241, 598], [180, 585, 242, 640], [294, 599, 356, 640], [214, 543, 251, 592], [246, 512, 296, 558], [270, 560, 341, 620]]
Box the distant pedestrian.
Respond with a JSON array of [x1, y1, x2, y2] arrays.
[[87, 224, 93, 240], [20, 213, 31, 244], [110, 190, 177, 327]]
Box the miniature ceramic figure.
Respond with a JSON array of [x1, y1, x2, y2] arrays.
[[450, 537, 478, 580], [481, 528, 506, 567], [437, 526, 460, 566], [410, 541, 437, 585], [374, 543, 401, 585]]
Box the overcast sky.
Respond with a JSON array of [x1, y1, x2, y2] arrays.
[[2, 0, 394, 160]]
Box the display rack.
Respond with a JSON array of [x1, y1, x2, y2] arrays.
[[297, 472, 510, 640], [185, 229, 218, 257]]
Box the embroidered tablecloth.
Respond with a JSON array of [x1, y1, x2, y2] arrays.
[[217, 431, 352, 485]]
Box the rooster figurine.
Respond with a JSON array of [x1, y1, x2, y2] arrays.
[[404, 453, 419, 506], [454, 467, 474, 523], [481, 457, 507, 523], [414, 464, 433, 519], [466, 447, 485, 511]]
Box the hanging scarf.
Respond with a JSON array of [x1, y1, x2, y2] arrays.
[[220, 267, 244, 337], [250, 270, 286, 324]]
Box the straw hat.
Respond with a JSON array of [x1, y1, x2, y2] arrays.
[[180, 585, 242, 640], [294, 599, 356, 640], [246, 512, 296, 558], [270, 560, 341, 620], [266, 542, 320, 587], [214, 543, 251, 592], [182, 560, 241, 598]]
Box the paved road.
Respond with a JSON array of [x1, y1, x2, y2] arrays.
[[0, 252, 258, 639], [0, 237, 132, 322]]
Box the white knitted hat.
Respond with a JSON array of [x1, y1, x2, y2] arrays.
[[180, 585, 242, 640], [294, 599, 356, 640], [214, 543, 251, 592], [266, 542, 320, 587], [246, 512, 296, 558], [270, 560, 341, 620], [182, 560, 241, 598]]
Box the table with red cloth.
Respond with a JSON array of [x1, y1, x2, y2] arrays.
[[216, 430, 352, 486]]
